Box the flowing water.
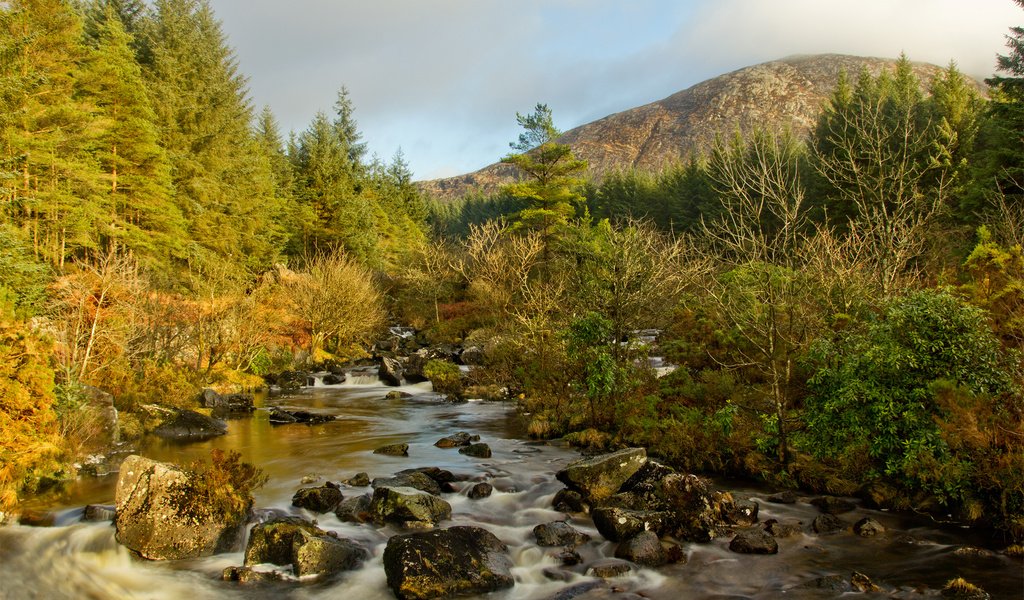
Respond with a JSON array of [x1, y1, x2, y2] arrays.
[[0, 375, 1021, 599]]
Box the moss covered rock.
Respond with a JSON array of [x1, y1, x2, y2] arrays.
[[383, 526, 514, 600], [555, 448, 646, 504], [371, 486, 452, 526]]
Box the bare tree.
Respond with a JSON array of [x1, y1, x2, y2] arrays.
[[288, 252, 385, 358]]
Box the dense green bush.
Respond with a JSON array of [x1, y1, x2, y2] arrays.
[[800, 289, 1020, 521], [423, 359, 463, 399]]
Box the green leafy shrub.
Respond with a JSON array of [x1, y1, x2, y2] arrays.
[[423, 359, 463, 399], [800, 289, 1021, 528]]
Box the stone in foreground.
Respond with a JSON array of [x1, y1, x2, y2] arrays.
[[383, 526, 514, 600], [555, 447, 647, 504], [114, 455, 248, 560], [533, 521, 591, 547]]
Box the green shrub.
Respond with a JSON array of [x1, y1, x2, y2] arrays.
[[800, 289, 1021, 529], [423, 359, 463, 399]]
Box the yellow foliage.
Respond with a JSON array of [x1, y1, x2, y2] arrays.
[[0, 312, 63, 511]]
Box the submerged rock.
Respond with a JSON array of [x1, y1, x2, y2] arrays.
[[382, 526, 514, 600], [268, 408, 335, 425], [291, 482, 343, 513], [811, 495, 856, 515], [434, 432, 480, 448], [764, 519, 802, 538], [555, 448, 647, 504], [812, 513, 846, 534], [221, 566, 286, 584], [374, 443, 410, 457], [585, 558, 634, 579], [766, 490, 798, 504], [458, 443, 492, 458], [370, 486, 452, 526], [152, 409, 227, 440], [942, 577, 991, 599], [533, 521, 591, 547], [114, 455, 248, 560], [344, 472, 370, 487], [853, 517, 886, 537], [82, 504, 116, 523]]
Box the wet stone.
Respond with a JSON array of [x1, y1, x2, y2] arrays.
[[345, 472, 370, 487], [373, 472, 442, 496], [374, 443, 410, 457], [851, 571, 882, 593], [811, 495, 856, 515], [553, 489, 588, 513], [585, 558, 634, 579], [766, 490, 798, 504], [764, 519, 802, 538], [853, 517, 886, 537], [728, 528, 779, 554], [533, 521, 591, 547], [467, 482, 493, 499], [434, 432, 480, 448], [335, 494, 372, 524], [82, 504, 116, 523], [458, 443, 492, 458], [614, 530, 668, 566], [291, 482, 343, 514], [812, 513, 846, 534]]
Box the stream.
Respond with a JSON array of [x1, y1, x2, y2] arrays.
[[0, 374, 1021, 599]]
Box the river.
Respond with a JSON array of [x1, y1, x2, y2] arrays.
[[0, 374, 1020, 599]]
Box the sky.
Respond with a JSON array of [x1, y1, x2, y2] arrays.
[[206, 0, 1023, 181]]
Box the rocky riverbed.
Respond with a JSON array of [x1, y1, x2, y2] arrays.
[[0, 374, 1020, 599]]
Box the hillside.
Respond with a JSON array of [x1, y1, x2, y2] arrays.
[[419, 54, 968, 200]]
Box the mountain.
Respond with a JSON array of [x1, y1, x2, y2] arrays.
[[419, 54, 970, 200]]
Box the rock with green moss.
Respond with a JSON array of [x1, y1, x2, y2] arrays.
[[114, 455, 247, 560], [242, 517, 367, 579], [372, 472, 441, 496], [291, 482, 343, 513], [371, 486, 452, 527], [942, 578, 991, 599], [383, 526, 514, 600], [555, 448, 646, 504], [151, 409, 227, 440]]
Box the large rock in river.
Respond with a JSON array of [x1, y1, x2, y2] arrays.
[[151, 409, 227, 440], [242, 516, 367, 579], [383, 526, 514, 600], [555, 448, 647, 504], [115, 455, 247, 560], [371, 486, 452, 526]]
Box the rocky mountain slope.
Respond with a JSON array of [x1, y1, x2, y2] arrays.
[[419, 54, 968, 200]]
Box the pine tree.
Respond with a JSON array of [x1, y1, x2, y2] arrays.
[[501, 103, 587, 258], [78, 5, 186, 269], [141, 0, 284, 274]]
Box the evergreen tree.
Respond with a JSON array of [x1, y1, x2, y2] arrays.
[[969, 0, 1024, 212], [77, 6, 186, 269], [0, 0, 102, 268], [501, 103, 587, 257], [142, 0, 284, 274]]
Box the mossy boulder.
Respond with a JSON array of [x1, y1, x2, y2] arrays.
[[592, 507, 670, 542], [291, 482, 343, 513], [555, 448, 647, 504], [114, 455, 247, 560], [383, 526, 514, 600], [370, 486, 452, 526], [372, 472, 442, 496], [458, 443, 492, 459], [241, 517, 366, 580], [374, 443, 410, 457]]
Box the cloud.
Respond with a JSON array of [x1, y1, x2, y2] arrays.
[[209, 0, 1022, 179]]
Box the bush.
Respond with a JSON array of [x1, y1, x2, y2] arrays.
[[0, 311, 63, 511], [181, 449, 267, 520], [800, 289, 1022, 531], [423, 359, 463, 399]]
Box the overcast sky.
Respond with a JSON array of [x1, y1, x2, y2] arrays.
[[207, 0, 1022, 180]]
